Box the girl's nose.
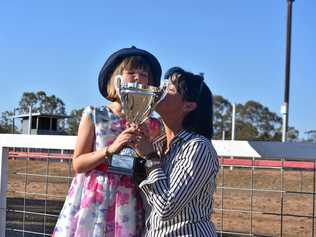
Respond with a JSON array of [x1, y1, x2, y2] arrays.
[[134, 73, 147, 84], [134, 73, 140, 82]]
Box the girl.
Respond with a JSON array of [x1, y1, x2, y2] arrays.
[[53, 47, 161, 237]]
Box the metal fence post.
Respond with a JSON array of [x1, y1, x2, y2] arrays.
[[0, 147, 8, 237]]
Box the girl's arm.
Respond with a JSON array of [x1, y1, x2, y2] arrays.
[[72, 114, 109, 173], [72, 112, 140, 173]]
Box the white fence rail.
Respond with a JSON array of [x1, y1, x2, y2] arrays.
[[1, 134, 316, 237]]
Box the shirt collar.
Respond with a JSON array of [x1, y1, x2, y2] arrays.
[[153, 129, 193, 155]]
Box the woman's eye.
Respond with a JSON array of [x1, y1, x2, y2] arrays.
[[167, 85, 175, 92]]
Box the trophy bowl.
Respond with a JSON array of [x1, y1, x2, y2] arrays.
[[107, 75, 168, 176]]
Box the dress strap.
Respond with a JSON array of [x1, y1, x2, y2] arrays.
[[82, 105, 96, 124]]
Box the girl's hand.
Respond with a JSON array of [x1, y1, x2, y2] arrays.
[[132, 124, 155, 157], [107, 126, 139, 155]]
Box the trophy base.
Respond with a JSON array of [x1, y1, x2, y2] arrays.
[[108, 154, 146, 177]]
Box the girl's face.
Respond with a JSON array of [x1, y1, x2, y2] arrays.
[[122, 68, 149, 86]]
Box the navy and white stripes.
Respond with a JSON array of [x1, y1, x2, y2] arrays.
[[139, 130, 219, 236]]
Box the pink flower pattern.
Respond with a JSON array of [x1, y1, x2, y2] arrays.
[[52, 106, 145, 237]]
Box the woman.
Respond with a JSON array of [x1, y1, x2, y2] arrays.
[[134, 67, 219, 236], [52, 46, 161, 237]]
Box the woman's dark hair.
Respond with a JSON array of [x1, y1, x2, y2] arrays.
[[164, 67, 214, 139]]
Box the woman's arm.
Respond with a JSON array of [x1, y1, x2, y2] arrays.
[[139, 139, 218, 221]]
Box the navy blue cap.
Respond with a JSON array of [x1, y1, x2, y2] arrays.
[[98, 46, 162, 100]]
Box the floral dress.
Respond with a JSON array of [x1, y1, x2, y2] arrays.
[[52, 106, 144, 237]]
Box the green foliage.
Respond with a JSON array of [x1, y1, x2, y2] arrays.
[[213, 96, 299, 141], [237, 100, 282, 141], [65, 108, 84, 135], [0, 111, 17, 133], [304, 130, 316, 143], [235, 120, 258, 141], [18, 91, 66, 115], [0, 90, 304, 140], [0, 91, 66, 133], [213, 95, 232, 139], [287, 127, 299, 141]]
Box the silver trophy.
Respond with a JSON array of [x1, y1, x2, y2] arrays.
[[107, 75, 168, 176]]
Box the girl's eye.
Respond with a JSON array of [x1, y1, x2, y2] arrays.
[[140, 72, 148, 77], [123, 69, 134, 74]]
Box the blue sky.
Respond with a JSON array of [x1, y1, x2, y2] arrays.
[[0, 0, 315, 138]]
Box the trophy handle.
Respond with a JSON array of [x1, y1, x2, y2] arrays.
[[114, 75, 123, 101], [154, 79, 170, 107]]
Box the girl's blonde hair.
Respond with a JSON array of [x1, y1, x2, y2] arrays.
[[106, 56, 154, 102]]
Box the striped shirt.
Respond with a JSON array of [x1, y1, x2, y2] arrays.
[[139, 130, 219, 237]]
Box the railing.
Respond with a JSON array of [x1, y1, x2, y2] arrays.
[[1, 134, 316, 237], [0, 134, 75, 237]]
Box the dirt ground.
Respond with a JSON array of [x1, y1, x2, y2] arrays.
[[6, 159, 316, 237]]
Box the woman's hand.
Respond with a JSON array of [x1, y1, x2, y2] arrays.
[[107, 126, 139, 155]]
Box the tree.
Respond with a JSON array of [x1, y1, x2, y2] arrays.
[[235, 120, 258, 140], [305, 130, 316, 143], [287, 126, 299, 141], [237, 101, 283, 141], [18, 91, 66, 115], [213, 95, 232, 139], [213, 96, 284, 141], [65, 108, 84, 135], [0, 111, 16, 133], [18, 92, 37, 113]]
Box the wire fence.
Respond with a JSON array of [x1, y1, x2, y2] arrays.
[[6, 149, 73, 237], [1, 134, 316, 237], [214, 157, 316, 237]]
